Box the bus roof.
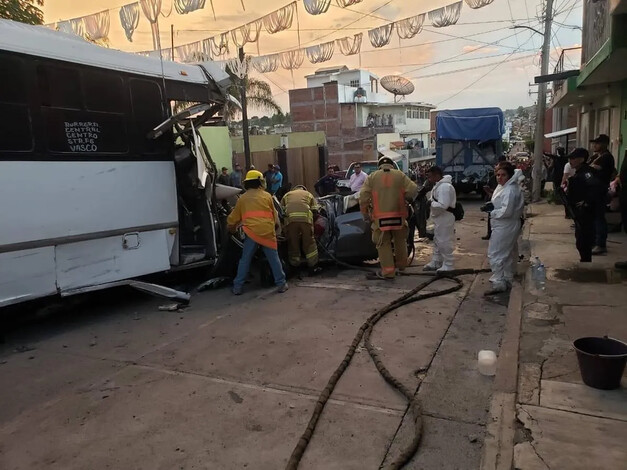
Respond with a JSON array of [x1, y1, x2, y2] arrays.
[[0, 19, 229, 90]]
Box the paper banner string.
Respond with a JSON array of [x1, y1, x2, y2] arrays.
[[57, 18, 85, 37], [174, 0, 206, 15], [368, 23, 395, 48], [464, 0, 494, 8], [263, 2, 296, 34], [119, 3, 140, 42], [336, 0, 362, 6], [396, 13, 424, 39], [231, 20, 262, 48], [305, 40, 335, 63], [336, 32, 362, 55], [251, 54, 280, 73], [428, 1, 463, 28], [223, 56, 250, 79], [303, 0, 331, 15]]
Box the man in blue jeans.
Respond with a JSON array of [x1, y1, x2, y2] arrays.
[[589, 134, 615, 255], [227, 170, 288, 295]]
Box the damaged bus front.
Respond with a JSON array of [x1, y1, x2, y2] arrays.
[[0, 20, 235, 307]]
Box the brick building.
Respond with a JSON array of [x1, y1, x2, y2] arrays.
[[289, 67, 434, 168]]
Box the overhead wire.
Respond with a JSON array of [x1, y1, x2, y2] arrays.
[[434, 29, 537, 106]]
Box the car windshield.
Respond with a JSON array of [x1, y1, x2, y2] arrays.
[[346, 162, 378, 178]]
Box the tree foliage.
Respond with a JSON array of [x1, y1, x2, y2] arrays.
[[0, 0, 44, 25], [224, 66, 281, 123]]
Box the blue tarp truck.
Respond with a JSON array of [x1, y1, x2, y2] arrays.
[[435, 107, 505, 194]]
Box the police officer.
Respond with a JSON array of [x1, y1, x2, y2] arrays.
[[360, 155, 418, 280], [280, 185, 322, 275], [566, 148, 605, 263]]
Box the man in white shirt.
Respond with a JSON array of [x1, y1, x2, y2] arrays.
[[349, 163, 367, 193]]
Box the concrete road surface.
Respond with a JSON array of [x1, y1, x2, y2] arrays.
[[0, 201, 511, 469]]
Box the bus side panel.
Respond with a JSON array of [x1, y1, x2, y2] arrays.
[[0, 161, 178, 248], [55, 229, 174, 292], [0, 247, 57, 308]]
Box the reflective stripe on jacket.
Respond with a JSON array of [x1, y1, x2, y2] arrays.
[[360, 165, 418, 231], [280, 188, 318, 225], [227, 188, 279, 249]]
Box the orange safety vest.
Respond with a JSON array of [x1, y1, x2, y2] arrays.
[[360, 166, 418, 231], [227, 188, 279, 249]]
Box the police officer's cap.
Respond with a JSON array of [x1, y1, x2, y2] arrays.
[[567, 148, 589, 162]]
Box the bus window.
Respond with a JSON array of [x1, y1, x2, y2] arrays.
[[83, 70, 126, 113], [37, 64, 82, 109], [130, 78, 168, 155], [0, 55, 33, 152], [36, 63, 129, 155]]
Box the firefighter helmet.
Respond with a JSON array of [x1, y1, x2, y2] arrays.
[[378, 155, 396, 167], [244, 170, 264, 182]]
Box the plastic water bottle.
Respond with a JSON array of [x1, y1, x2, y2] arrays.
[[531, 256, 541, 281], [536, 264, 546, 291]]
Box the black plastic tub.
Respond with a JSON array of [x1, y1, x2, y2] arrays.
[[573, 336, 627, 390]]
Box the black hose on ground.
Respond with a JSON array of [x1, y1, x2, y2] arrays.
[[285, 274, 465, 469], [286, 242, 489, 469]]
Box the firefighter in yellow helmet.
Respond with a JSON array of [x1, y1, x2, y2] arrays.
[[280, 185, 322, 275], [360, 155, 418, 280], [227, 170, 288, 295]]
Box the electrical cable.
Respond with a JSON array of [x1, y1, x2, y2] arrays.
[[434, 29, 537, 106]]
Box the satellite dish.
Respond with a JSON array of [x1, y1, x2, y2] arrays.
[[380, 75, 415, 102]]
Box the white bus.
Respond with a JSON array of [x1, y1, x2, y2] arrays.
[[0, 20, 239, 308]]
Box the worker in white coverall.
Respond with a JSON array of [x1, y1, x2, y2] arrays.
[[481, 162, 525, 295], [424, 166, 457, 273]]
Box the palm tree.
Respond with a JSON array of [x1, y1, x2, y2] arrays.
[[225, 73, 282, 124]]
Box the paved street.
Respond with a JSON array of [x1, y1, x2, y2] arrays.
[[0, 202, 512, 470]]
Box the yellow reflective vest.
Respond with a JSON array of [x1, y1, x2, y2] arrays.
[[280, 188, 318, 225], [227, 188, 280, 249], [360, 165, 418, 231]]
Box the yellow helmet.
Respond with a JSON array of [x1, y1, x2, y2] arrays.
[[244, 170, 264, 182]]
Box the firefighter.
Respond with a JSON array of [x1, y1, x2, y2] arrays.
[[227, 170, 288, 295], [360, 155, 419, 280], [280, 185, 322, 275]]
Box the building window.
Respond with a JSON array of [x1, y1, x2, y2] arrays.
[[406, 108, 411, 119], [349, 79, 360, 88]]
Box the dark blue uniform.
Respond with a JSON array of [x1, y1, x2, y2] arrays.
[[567, 164, 604, 262]]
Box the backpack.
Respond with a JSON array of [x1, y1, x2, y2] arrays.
[[447, 202, 464, 221]]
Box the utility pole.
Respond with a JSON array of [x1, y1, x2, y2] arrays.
[[171, 24, 174, 57], [532, 0, 554, 202], [239, 47, 252, 170]]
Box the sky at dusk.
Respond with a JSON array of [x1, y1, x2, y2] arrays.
[[40, 0, 583, 113]]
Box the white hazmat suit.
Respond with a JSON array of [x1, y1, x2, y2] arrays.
[[426, 175, 457, 271], [487, 169, 525, 291]]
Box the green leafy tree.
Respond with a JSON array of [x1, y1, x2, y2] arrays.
[[0, 0, 44, 25]]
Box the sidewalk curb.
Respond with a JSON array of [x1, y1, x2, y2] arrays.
[[480, 282, 523, 470]]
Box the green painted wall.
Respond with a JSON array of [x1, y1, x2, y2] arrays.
[[231, 132, 326, 154], [199, 126, 234, 171]]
